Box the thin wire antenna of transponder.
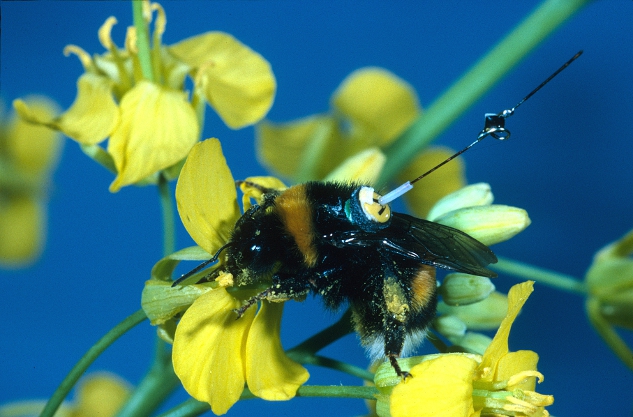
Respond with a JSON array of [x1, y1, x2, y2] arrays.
[[378, 50, 583, 206]]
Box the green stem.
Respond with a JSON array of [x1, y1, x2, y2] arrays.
[[39, 310, 147, 417], [288, 309, 354, 355], [157, 386, 379, 417], [495, 256, 587, 294], [292, 354, 374, 382], [114, 337, 180, 417], [132, 0, 155, 82], [158, 174, 176, 256], [586, 298, 633, 372], [378, 0, 590, 184]]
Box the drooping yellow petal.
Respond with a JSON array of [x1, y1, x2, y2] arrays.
[[324, 147, 386, 184], [169, 32, 276, 128], [175, 139, 240, 255], [246, 302, 309, 400], [389, 354, 478, 417], [73, 372, 131, 417], [478, 281, 534, 380], [172, 288, 256, 415], [256, 116, 341, 180], [15, 73, 119, 146], [0, 196, 44, 267], [331, 67, 419, 145], [108, 80, 198, 191], [6, 97, 63, 176], [396, 147, 465, 219]]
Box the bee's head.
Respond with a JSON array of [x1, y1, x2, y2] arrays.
[[344, 186, 391, 231]]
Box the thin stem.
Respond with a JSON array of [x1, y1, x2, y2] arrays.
[[378, 0, 590, 184], [158, 174, 176, 257], [114, 337, 180, 417], [39, 310, 147, 417], [288, 309, 354, 355], [157, 386, 379, 417], [586, 298, 633, 371], [295, 354, 374, 382], [494, 256, 586, 294], [132, 0, 154, 82]]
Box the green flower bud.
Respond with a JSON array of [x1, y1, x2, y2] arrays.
[[448, 331, 493, 355], [427, 182, 493, 221], [439, 273, 495, 306], [435, 205, 530, 246], [433, 314, 467, 338], [437, 291, 508, 330]]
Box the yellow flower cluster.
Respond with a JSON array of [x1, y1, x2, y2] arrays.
[[14, 2, 275, 192], [0, 97, 62, 266]]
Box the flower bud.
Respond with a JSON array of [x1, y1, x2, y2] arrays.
[[427, 182, 493, 221], [437, 291, 508, 330], [435, 205, 530, 246], [439, 273, 495, 306], [433, 315, 467, 338]]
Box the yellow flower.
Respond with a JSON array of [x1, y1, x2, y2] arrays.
[[0, 372, 130, 417], [257, 68, 464, 216], [14, 2, 275, 192], [0, 96, 63, 267], [154, 139, 308, 415], [375, 282, 554, 417], [584, 227, 633, 371]]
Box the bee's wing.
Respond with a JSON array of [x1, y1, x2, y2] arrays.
[[323, 212, 497, 278]]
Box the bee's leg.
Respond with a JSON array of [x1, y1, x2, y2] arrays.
[[235, 180, 277, 194], [233, 272, 310, 318], [384, 316, 411, 379], [232, 288, 272, 318]]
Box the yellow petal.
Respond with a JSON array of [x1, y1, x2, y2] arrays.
[[108, 81, 199, 191], [172, 288, 256, 415], [478, 281, 534, 379], [324, 147, 386, 184], [256, 116, 342, 180], [6, 96, 63, 175], [175, 139, 241, 255], [15, 74, 119, 146], [169, 32, 275, 128], [331, 67, 419, 145], [246, 302, 309, 400], [435, 205, 531, 246], [0, 196, 44, 267], [390, 354, 478, 417], [496, 350, 540, 391], [396, 148, 466, 219], [239, 176, 287, 210], [73, 372, 131, 417]]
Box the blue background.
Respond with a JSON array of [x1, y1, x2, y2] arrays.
[[2, 1, 633, 416]]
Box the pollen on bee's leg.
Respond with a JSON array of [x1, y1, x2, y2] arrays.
[[233, 288, 271, 318]]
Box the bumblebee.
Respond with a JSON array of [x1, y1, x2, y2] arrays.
[[178, 180, 497, 378]]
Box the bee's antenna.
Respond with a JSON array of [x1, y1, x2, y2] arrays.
[[171, 242, 232, 287], [378, 50, 583, 206]]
